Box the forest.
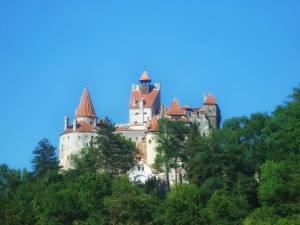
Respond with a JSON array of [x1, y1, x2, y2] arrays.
[[0, 85, 299, 225]]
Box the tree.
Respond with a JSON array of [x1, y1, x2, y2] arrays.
[[258, 155, 300, 209], [155, 183, 202, 225], [0, 164, 21, 224], [154, 119, 189, 188], [262, 85, 300, 161], [31, 138, 60, 178], [103, 176, 159, 225], [72, 118, 138, 176], [204, 188, 249, 225], [185, 122, 210, 186]]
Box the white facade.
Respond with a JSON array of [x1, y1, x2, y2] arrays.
[[129, 107, 153, 125], [59, 130, 96, 170], [128, 161, 153, 184], [145, 131, 158, 166], [59, 87, 98, 170]]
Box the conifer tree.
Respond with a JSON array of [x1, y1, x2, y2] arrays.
[[73, 118, 138, 176], [95, 118, 138, 176], [31, 138, 60, 178]]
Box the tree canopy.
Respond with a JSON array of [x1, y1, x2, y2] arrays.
[[0, 85, 299, 224]]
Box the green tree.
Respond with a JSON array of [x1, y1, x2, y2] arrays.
[[103, 176, 159, 225], [262, 85, 300, 161], [75, 172, 111, 224], [0, 164, 21, 224], [259, 157, 299, 207], [32, 170, 83, 225], [155, 183, 202, 225], [73, 118, 138, 176], [7, 172, 37, 225], [31, 138, 60, 178], [154, 119, 189, 188], [204, 188, 249, 225]]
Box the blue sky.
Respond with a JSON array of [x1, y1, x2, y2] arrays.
[[0, 1, 299, 170]]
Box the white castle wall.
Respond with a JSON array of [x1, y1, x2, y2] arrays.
[[59, 131, 96, 170], [145, 132, 158, 166], [128, 161, 153, 184], [129, 107, 152, 124]]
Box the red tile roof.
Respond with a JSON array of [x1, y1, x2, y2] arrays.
[[76, 87, 97, 117], [166, 99, 186, 116], [149, 116, 158, 131], [204, 94, 217, 105], [62, 120, 96, 134], [198, 107, 205, 113], [130, 89, 160, 108], [139, 70, 151, 82], [182, 105, 190, 109]]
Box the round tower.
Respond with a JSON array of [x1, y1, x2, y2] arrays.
[[59, 87, 98, 170]]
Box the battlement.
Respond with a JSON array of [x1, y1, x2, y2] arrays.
[[131, 83, 161, 91]]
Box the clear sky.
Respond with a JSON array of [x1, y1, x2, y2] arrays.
[[0, 1, 299, 170]]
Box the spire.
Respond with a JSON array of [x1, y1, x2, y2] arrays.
[[75, 87, 97, 117], [204, 93, 217, 105], [139, 70, 151, 82], [166, 99, 186, 116]]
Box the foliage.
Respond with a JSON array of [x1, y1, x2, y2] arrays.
[[103, 176, 159, 225], [72, 117, 138, 176], [155, 183, 202, 225], [31, 138, 60, 178], [154, 119, 189, 188], [204, 188, 249, 225], [1, 85, 300, 224]]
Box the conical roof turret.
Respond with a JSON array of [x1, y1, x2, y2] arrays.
[[166, 99, 186, 116], [204, 93, 217, 105], [75, 87, 97, 117], [139, 70, 151, 82]]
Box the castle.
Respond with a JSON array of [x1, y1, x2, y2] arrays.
[[59, 70, 221, 181]]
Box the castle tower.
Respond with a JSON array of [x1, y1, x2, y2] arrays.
[[59, 87, 98, 170], [203, 93, 221, 128], [165, 98, 188, 121], [129, 70, 161, 124], [145, 115, 159, 166]]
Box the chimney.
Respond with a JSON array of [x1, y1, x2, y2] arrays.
[[203, 93, 207, 102], [73, 119, 77, 131], [133, 96, 136, 106], [159, 104, 165, 118], [64, 116, 69, 130]]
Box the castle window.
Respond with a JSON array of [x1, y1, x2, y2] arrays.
[[136, 137, 138, 141], [135, 112, 139, 115], [138, 165, 141, 171], [148, 139, 152, 144], [142, 165, 144, 171], [86, 143, 88, 147]]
